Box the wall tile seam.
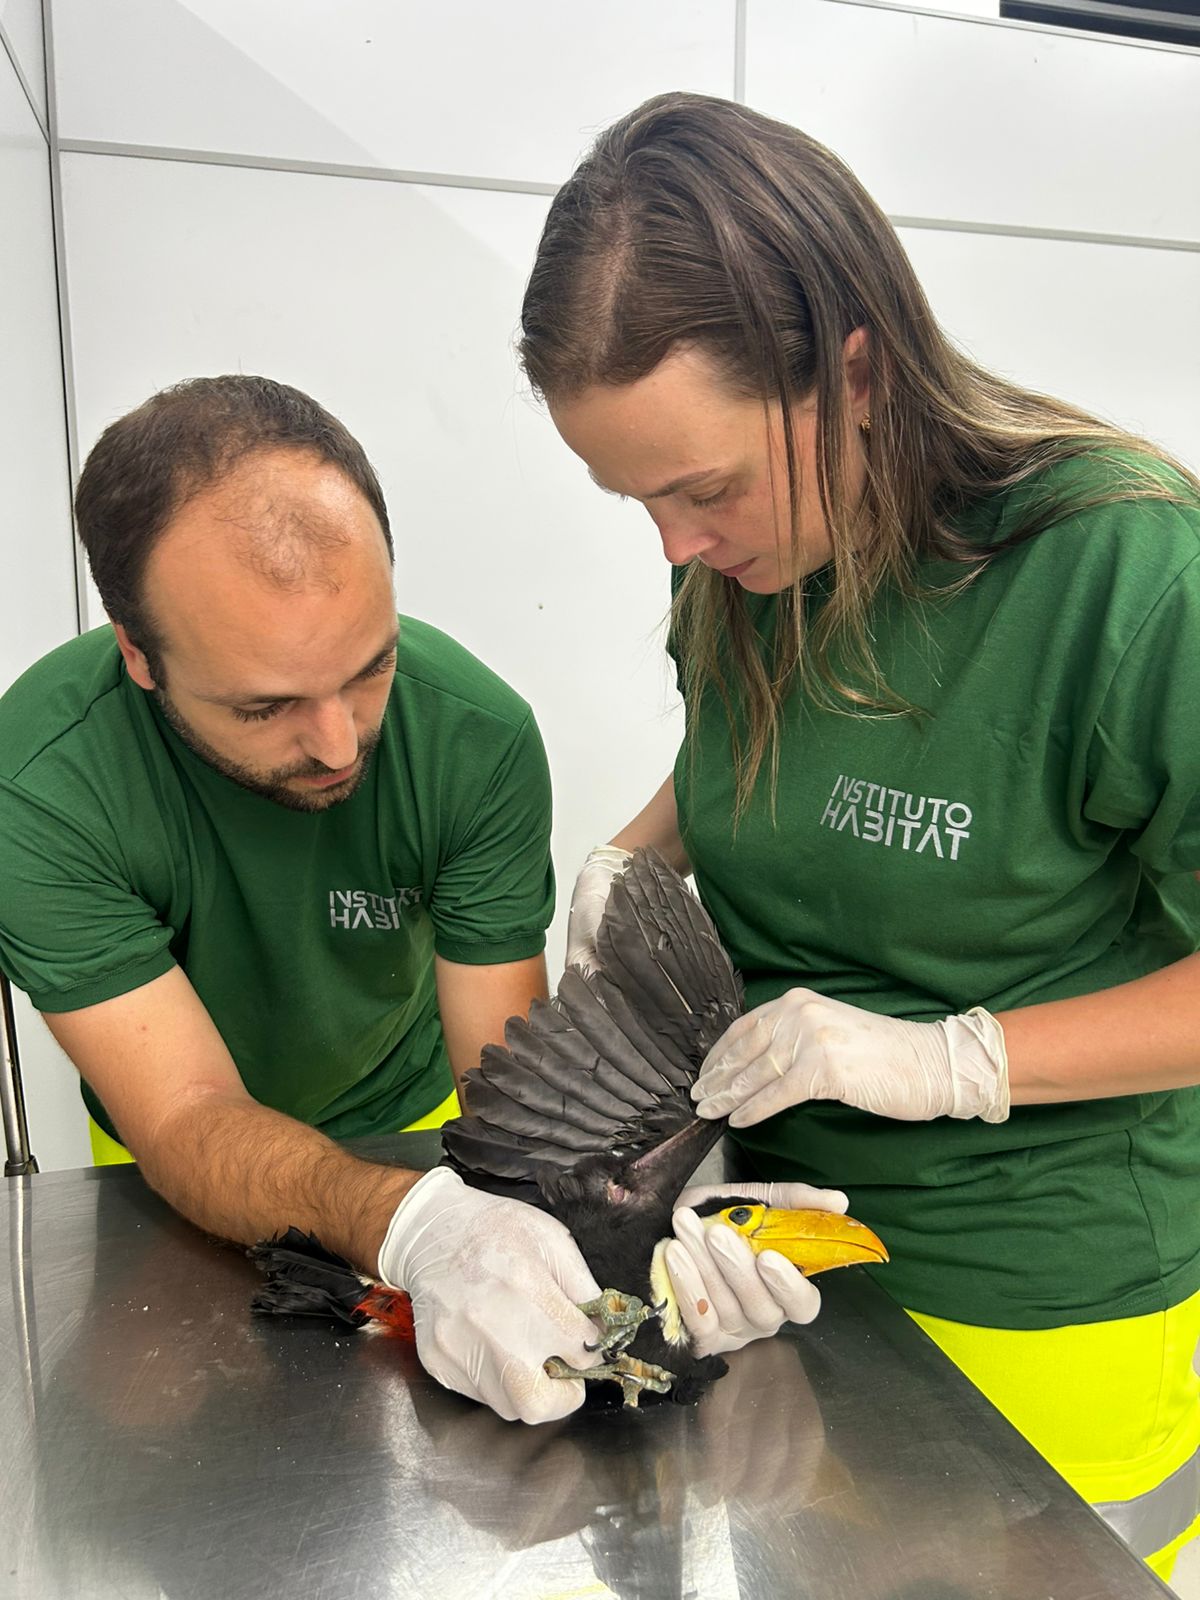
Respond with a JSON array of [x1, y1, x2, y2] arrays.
[[58, 140, 560, 196], [57, 142, 1200, 256], [41, 0, 85, 635], [0, 18, 48, 140], [891, 213, 1200, 254], [809, 0, 1200, 58]]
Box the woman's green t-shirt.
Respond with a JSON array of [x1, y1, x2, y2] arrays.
[[674, 457, 1200, 1330]]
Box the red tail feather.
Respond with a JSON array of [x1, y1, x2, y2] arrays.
[[355, 1285, 415, 1339]]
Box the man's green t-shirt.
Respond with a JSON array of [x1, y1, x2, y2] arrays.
[[0, 617, 554, 1139], [674, 454, 1200, 1331]]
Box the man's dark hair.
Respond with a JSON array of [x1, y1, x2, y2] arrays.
[[74, 375, 393, 677]]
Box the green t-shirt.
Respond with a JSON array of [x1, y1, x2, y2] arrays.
[[0, 617, 554, 1139], [673, 454, 1200, 1330]]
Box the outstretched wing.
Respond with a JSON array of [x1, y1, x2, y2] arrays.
[[440, 849, 742, 1206]]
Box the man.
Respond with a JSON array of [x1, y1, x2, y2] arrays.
[[0, 375, 614, 1421], [0, 376, 832, 1423]]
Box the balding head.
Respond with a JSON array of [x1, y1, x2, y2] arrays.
[[188, 448, 361, 596], [75, 375, 392, 679]]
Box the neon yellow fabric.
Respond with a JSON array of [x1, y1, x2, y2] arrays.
[[398, 1087, 461, 1131], [909, 1292, 1200, 1574], [87, 1089, 462, 1167], [89, 1117, 135, 1166]]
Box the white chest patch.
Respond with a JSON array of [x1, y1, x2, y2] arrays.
[[649, 1239, 689, 1348]]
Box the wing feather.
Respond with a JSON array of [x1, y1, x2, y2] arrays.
[[440, 848, 743, 1197], [465, 1071, 623, 1146], [596, 852, 741, 1061]]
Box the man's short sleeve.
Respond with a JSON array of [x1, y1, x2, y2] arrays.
[[0, 779, 176, 1011], [1084, 552, 1200, 874], [427, 710, 554, 965]]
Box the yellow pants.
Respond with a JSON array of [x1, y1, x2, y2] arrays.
[[86, 1086, 463, 1166], [910, 1294, 1200, 1580]]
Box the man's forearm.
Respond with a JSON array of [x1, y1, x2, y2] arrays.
[[138, 1089, 419, 1274]]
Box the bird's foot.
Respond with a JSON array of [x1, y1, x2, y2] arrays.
[[576, 1288, 657, 1360], [543, 1353, 676, 1409], [544, 1289, 675, 1405]]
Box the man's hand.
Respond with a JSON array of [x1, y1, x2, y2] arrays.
[[564, 846, 631, 975], [692, 990, 1009, 1126], [665, 1181, 849, 1357], [379, 1168, 603, 1423]]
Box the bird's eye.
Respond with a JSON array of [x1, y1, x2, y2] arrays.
[[727, 1206, 752, 1225]]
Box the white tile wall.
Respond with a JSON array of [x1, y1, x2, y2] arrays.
[[0, 0, 45, 123], [899, 224, 1200, 472], [52, 0, 736, 182], [747, 0, 1200, 242], [61, 151, 686, 979], [0, 45, 92, 1173], [0, 58, 75, 696]]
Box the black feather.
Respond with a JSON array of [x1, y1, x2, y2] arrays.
[[587, 971, 694, 1088], [594, 856, 742, 1063], [555, 970, 683, 1102], [464, 1075, 623, 1146], [248, 1229, 371, 1326], [506, 1004, 662, 1114], [440, 1119, 587, 1179], [440, 849, 746, 1404]]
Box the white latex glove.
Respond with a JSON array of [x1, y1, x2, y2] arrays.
[[565, 845, 631, 975], [379, 1168, 603, 1424], [664, 1180, 850, 1358], [692, 990, 1010, 1127]]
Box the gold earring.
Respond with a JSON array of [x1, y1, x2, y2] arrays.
[[859, 413, 871, 435]]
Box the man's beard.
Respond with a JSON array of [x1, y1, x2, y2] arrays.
[[155, 689, 382, 813]]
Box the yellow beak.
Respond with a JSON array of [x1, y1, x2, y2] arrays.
[[703, 1202, 889, 1276]]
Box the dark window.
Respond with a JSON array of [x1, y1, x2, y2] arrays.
[[999, 0, 1200, 47]]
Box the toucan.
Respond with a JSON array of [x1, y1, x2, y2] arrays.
[[251, 850, 886, 1407]]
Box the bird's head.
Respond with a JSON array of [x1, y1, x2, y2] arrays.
[[649, 1196, 889, 1349], [692, 1198, 890, 1273]]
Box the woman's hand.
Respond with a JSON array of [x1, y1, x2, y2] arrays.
[[692, 990, 1009, 1126], [564, 845, 632, 975], [664, 1180, 849, 1357]]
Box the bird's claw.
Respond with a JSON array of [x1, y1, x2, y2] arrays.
[[543, 1353, 676, 1409], [575, 1288, 658, 1360]]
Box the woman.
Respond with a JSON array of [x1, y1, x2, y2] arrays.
[[520, 92, 1200, 1579]]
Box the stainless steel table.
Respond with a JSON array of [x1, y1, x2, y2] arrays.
[[2, 1134, 1173, 1600]]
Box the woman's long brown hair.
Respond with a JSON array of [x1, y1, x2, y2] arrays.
[[519, 92, 1199, 818]]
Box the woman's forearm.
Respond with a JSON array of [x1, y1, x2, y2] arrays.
[[998, 949, 1200, 1104], [611, 773, 690, 874]]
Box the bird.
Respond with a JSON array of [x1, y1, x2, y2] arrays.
[[251, 849, 887, 1407]]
